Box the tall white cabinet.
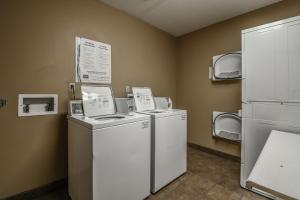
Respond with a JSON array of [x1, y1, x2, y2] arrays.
[[241, 16, 300, 197], [243, 18, 300, 103]]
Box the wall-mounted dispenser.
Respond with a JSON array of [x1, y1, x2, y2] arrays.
[[209, 51, 242, 81], [18, 94, 58, 117], [213, 111, 241, 141]]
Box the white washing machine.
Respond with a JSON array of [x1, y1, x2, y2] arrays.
[[131, 87, 187, 193], [68, 85, 151, 200]]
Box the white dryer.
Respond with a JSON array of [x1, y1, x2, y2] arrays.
[[68, 85, 151, 200], [131, 87, 187, 193]]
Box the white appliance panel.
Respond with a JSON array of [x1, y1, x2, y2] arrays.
[[240, 163, 246, 187], [241, 119, 300, 187], [242, 35, 246, 103], [245, 25, 289, 102], [247, 131, 300, 200], [242, 103, 252, 118], [68, 121, 93, 200], [252, 102, 300, 124], [93, 121, 151, 200], [245, 27, 277, 101], [243, 119, 277, 186], [153, 114, 187, 192], [241, 118, 246, 164], [287, 22, 300, 102]]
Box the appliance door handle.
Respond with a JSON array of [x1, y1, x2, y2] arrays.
[[283, 101, 300, 104], [247, 100, 282, 103], [258, 122, 275, 126]]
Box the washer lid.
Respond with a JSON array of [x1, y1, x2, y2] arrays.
[[132, 87, 155, 112], [138, 109, 187, 118], [81, 85, 116, 117], [68, 113, 150, 130]]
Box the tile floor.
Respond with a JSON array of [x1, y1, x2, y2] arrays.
[[147, 147, 268, 200], [33, 147, 268, 200]]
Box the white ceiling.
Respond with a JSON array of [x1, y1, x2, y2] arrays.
[[101, 0, 281, 36]]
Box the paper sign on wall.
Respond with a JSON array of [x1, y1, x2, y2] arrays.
[[75, 37, 111, 84], [132, 87, 155, 112]]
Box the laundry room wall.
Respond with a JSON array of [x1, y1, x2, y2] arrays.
[[176, 0, 300, 157], [0, 0, 176, 198]]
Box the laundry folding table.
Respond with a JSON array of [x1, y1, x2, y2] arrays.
[[246, 130, 300, 200]]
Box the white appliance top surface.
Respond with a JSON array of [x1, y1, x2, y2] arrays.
[[247, 130, 300, 199], [138, 109, 187, 118], [68, 112, 150, 130]]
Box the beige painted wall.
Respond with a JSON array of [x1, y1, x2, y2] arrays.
[[1, 0, 300, 198], [176, 0, 300, 157], [0, 0, 176, 198]]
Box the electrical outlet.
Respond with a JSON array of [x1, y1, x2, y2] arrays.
[[69, 83, 75, 92], [125, 85, 131, 93], [0, 98, 7, 109]]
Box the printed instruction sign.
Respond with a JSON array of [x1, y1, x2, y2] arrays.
[[76, 37, 111, 84], [81, 85, 115, 117], [132, 87, 155, 112]]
